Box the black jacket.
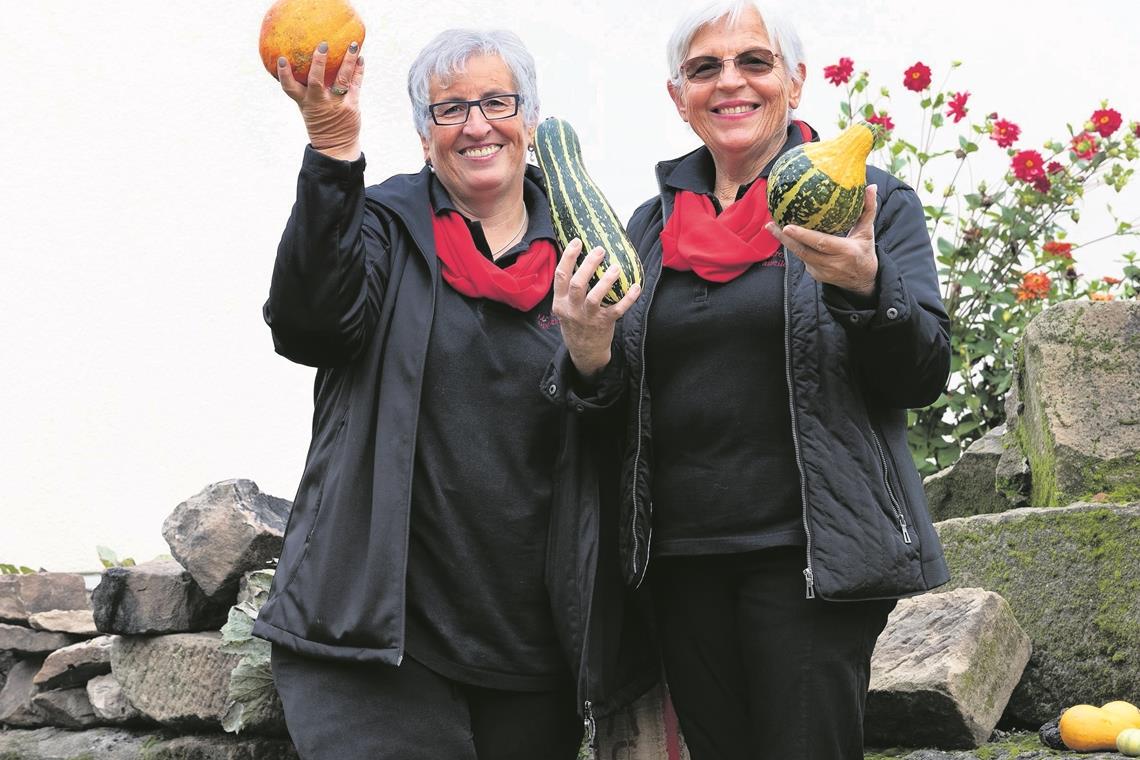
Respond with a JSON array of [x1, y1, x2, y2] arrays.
[[549, 126, 952, 599], [253, 147, 655, 718]]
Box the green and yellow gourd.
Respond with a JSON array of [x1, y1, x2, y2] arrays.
[[534, 117, 643, 305], [766, 121, 877, 235]]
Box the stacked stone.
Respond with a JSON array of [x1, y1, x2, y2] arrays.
[[0, 479, 296, 759]]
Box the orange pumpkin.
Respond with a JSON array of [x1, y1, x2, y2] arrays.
[[1059, 703, 1140, 752], [259, 0, 366, 88]]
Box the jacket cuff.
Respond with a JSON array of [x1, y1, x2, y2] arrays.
[[823, 246, 910, 331], [540, 344, 625, 414], [301, 144, 366, 183]]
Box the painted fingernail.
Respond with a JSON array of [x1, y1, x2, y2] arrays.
[[318, 42, 329, 54], [277, 56, 287, 68], [349, 41, 359, 54]]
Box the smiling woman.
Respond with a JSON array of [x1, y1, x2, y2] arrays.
[[249, 23, 650, 760]]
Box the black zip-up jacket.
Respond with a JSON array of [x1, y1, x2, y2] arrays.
[[253, 147, 656, 720], [551, 125, 952, 599]]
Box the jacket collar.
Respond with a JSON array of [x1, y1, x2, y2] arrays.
[[653, 121, 819, 216], [369, 164, 554, 269]]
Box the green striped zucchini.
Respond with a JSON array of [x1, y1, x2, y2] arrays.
[[535, 117, 643, 305], [767, 121, 877, 235]]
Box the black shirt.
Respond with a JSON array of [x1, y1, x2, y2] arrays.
[[647, 139, 805, 556], [404, 175, 571, 691]]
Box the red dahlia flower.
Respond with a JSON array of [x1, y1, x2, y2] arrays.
[[1047, 161, 1064, 175], [1043, 241, 1073, 259], [991, 118, 1021, 148], [866, 112, 895, 133], [1031, 176, 1051, 193], [824, 57, 855, 86], [1016, 272, 1051, 301], [1011, 150, 1045, 182], [903, 62, 932, 91], [1070, 132, 1099, 161], [1090, 108, 1122, 137], [946, 91, 969, 123]]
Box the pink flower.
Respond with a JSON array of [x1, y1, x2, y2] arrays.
[[824, 57, 855, 86], [1047, 161, 1064, 175], [903, 62, 932, 92], [1011, 150, 1045, 182], [946, 92, 969, 123], [1090, 108, 1122, 137], [866, 112, 895, 133], [1070, 132, 1100, 161], [991, 118, 1021, 148]]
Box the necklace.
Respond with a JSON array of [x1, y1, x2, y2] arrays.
[[491, 209, 529, 260]]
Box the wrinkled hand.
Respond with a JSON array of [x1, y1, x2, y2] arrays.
[[552, 240, 642, 379], [766, 185, 879, 297], [277, 42, 364, 161]]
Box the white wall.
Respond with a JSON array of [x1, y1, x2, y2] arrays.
[[2, 0, 1138, 571]]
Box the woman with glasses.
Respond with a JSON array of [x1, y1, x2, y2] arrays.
[[253, 28, 647, 760], [554, 2, 952, 758]]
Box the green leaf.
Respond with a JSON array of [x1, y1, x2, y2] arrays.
[[96, 546, 118, 568], [223, 650, 277, 735], [931, 113, 944, 128], [958, 136, 978, 153], [840, 101, 851, 118]]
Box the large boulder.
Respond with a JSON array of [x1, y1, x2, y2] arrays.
[[91, 560, 230, 634], [0, 727, 299, 759], [32, 635, 114, 691], [111, 632, 244, 729], [923, 425, 1030, 520], [162, 479, 290, 600], [1008, 300, 1140, 507], [0, 622, 81, 655], [28, 609, 99, 635], [31, 686, 100, 729], [0, 573, 90, 624], [0, 657, 48, 727], [865, 588, 1032, 748], [936, 502, 1140, 726]]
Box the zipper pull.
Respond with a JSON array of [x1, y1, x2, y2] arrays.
[[899, 516, 912, 545], [803, 567, 815, 599], [583, 700, 597, 754]]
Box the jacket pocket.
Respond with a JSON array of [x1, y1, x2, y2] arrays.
[[868, 420, 914, 547]]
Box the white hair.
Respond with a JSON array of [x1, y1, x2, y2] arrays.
[[407, 29, 540, 137], [666, 0, 806, 91]]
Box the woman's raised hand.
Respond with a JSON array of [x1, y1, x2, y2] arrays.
[[277, 42, 364, 161], [552, 240, 642, 380], [766, 185, 880, 297]]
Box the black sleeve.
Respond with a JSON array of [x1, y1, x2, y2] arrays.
[[820, 181, 951, 408], [263, 146, 390, 368]]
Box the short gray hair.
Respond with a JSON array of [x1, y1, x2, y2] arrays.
[[407, 29, 540, 137], [666, 1, 805, 91]]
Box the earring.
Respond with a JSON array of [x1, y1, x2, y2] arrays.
[[425, 158, 435, 174]]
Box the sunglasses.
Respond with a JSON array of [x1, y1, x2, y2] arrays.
[[680, 48, 781, 82]]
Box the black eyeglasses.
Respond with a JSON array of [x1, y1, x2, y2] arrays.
[[680, 48, 781, 82], [428, 94, 521, 126]]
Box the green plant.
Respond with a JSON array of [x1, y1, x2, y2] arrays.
[[219, 567, 277, 734], [823, 56, 1140, 474], [0, 563, 36, 574], [96, 545, 136, 568]]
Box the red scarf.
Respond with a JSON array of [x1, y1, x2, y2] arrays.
[[660, 121, 813, 283], [431, 209, 556, 311]]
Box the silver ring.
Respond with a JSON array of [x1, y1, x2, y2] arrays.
[[330, 84, 349, 96]]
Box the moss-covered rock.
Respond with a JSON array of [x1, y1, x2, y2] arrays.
[[864, 729, 1119, 759], [0, 727, 297, 759], [1009, 301, 1140, 507], [924, 425, 1030, 520], [935, 502, 1140, 726]]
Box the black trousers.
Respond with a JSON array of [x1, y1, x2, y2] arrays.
[[271, 646, 583, 760], [651, 547, 895, 760]]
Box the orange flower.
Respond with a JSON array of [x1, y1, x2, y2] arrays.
[[1042, 241, 1073, 259], [1090, 292, 1115, 301], [1103, 276, 1123, 285], [1015, 272, 1051, 301]]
